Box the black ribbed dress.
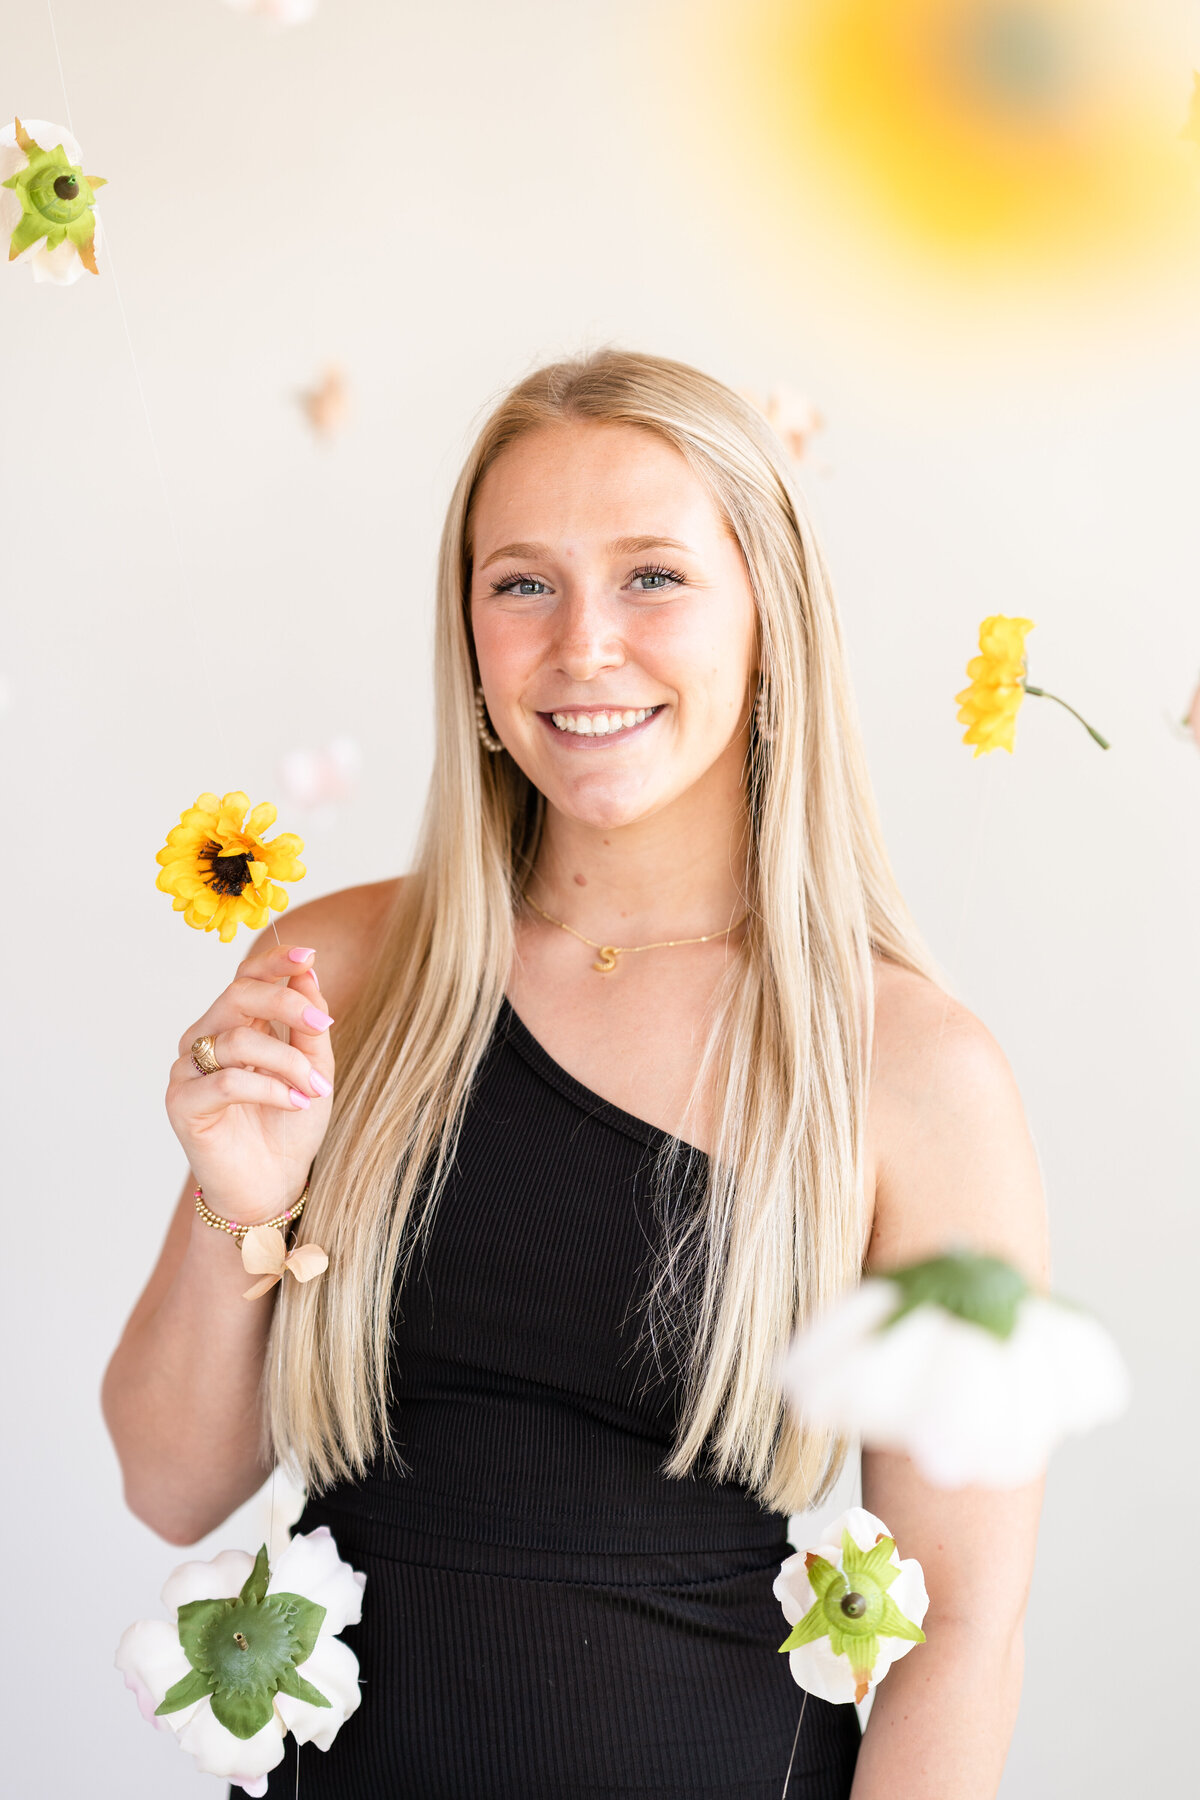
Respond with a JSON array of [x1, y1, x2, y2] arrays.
[[259, 998, 860, 1798]]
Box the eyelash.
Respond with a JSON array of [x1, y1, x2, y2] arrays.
[[489, 562, 687, 596]]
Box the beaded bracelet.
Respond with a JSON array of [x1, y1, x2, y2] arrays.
[[193, 1180, 309, 1247]]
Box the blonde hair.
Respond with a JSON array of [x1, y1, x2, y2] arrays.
[[268, 348, 944, 1514]]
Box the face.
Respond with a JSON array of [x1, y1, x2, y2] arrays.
[[468, 420, 760, 832]]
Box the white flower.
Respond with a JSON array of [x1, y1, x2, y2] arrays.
[[0, 118, 105, 284], [780, 1252, 1130, 1488], [115, 1527, 365, 1796], [774, 1506, 928, 1704], [276, 736, 362, 819]]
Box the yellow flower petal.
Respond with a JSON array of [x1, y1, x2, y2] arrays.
[[956, 616, 1034, 755], [157, 791, 306, 941]]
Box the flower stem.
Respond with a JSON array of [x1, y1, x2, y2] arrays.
[[1022, 683, 1110, 749]]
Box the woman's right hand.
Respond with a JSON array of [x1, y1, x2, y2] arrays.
[[166, 941, 336, 1223]]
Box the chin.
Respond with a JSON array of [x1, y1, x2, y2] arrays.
[[538, 770, 667, 832]]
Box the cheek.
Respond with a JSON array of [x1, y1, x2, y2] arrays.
[[637, 610, 754, 713], [471, 607, 540, 683]]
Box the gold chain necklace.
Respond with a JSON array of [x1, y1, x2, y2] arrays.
[[522, 890, 748, 974]]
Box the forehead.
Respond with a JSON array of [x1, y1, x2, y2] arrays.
[[469, 420, 731, 555]]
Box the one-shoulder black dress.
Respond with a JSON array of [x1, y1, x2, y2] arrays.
[[259, 998, 860, 1798]]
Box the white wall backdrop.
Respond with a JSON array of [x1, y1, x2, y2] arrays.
[[4, 2, 1199, 1794]]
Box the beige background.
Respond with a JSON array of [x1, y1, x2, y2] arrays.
[[4, 1, 1199, 1793]]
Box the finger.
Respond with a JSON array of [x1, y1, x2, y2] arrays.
[[170, 1064, 316, 1118], [174, 1025, 332, 1101], [180, 974, 334, 1059], [234, 940, 317, 983], [274, 968, 336, 1060]]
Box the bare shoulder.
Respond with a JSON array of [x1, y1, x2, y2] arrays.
[[865, 956, 1049, 1283], [243, 876, 403, 1020], [870, 956, 1008, 1105]]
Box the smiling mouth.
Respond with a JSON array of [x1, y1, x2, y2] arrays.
[[541, 705, 664, 740]]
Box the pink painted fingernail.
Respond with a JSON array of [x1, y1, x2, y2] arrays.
[[288, 946, 315, 963], [303, 1005, 335, 1030], [310, 1070, 333, 1097], [288, 1088, 311, 1108]]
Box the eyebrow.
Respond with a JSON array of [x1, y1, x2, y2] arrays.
[[478, 535, 697, 571]]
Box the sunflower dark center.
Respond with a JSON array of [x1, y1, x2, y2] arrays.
[[201, 839, 254, 896]]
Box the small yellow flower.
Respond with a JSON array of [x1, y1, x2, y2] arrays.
[[955, 615, 1109, 755], [955, 614, 1035, 756], [155, 790, 305, 942]]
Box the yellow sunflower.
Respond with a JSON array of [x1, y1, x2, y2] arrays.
[[697, 0, 1198, 288], [956, 615, 1035, 754], [956, 615, 1108, 754], [155, 791, 306, 942]]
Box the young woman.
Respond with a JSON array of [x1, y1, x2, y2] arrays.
[[104, 350, 1048, 1799]]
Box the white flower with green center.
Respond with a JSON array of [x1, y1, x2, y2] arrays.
[[115, 1527, 365, 1797], [0, 118, 105, 284], [781, 1249, 1130, 1488], [775, 1506, 928, 1705]]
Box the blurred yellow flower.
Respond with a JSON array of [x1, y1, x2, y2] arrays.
[[956, 614, 1035, 754], [705, 0, 1198, 282], [956, 615, 1109, 754], [155, 791, 305, 942]]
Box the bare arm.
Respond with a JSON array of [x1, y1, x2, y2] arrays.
[[851, 966, 1050, 1800], [101, 881, 394, 1544]]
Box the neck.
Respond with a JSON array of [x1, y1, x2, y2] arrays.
[[527, 761, 750, 940]]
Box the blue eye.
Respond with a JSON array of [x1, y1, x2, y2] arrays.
[[491, 573, 550, 597], [628, 564, 685, 593]]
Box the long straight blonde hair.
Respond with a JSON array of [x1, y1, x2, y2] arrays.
[[267, 348, 944, 1515]]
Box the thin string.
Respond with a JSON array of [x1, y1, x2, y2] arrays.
[[780, 1690, 809, 1798]]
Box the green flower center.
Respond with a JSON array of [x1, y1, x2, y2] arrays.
[[201, 840, 254, 896], [823, 1573, 885, 1638], [155, 1545, 332, 1741], [956, 3, 1068, 114], [28, 160, 91, 224], [885, 1249, 1030, 1339], [198, 1595, 300, 1695]]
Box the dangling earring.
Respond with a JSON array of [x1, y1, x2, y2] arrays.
[[754, 677, 774, 743], [475, 685, 504, 753]]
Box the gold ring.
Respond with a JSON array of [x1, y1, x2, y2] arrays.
[[190, 1034, 222, 1076]]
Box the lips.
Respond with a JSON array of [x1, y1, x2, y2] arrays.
[[547, 705, 662, 737]]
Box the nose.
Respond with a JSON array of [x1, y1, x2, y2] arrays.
[[551, 589, 626, 684]]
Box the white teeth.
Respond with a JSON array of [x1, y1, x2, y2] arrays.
[[549, 707, 657, 736]]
